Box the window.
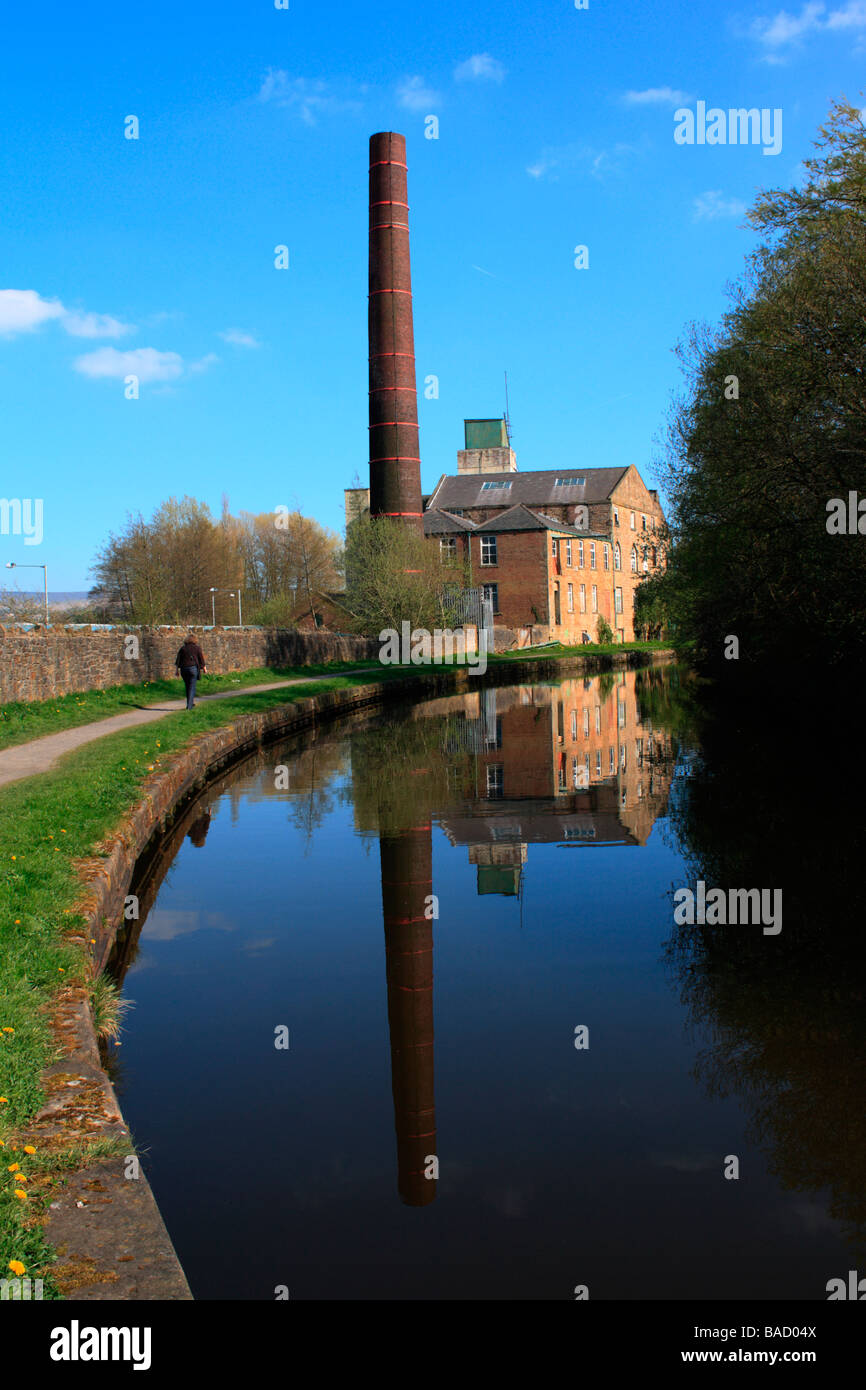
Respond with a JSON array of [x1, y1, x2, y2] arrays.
[[642, 548, 649, 573], [570, 756, 578, 789], [448, 508, 464, 517], [565, 539, 572, 566], [551, 538, 558, 558], [578, 540, 584, 567], [621, 744, 627, 771], [613, 507, 619, 526], [618, 700, 626, 728], [481, 480, 512, 491], [583, 708, 589, 737], [591, 584, 598, 613], [630, 546, 637, 573], [630, 512, 636, 530], [480, 535, 498, 566], [439, 537, 457, 559], [590, 543, 596, 569], [571, 710, 577, 740], [579, 584, 586, 613], [567, 583, 574, 613], [555, 476, 586, 487], [641, 514, 647, 530], [553, 586, 561, 625], [614, 542, 621, 571], [614, 587, 623, 614], [609, 747, 615, 774], [603, 544, 610, 570], [595, 706, 601, 733], [595, 749, 601, 777], [486, 764, 504, 798], [482, 582, 499, 612]]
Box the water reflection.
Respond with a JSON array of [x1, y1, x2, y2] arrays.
[[108, 667, 679, 1214]]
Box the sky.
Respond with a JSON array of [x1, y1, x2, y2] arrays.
[[1, 0, 863, 589]]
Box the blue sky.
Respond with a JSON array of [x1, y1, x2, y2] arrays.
[[1, 0, 863, 588]]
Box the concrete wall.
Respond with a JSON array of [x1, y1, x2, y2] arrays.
[[0, 625, 379, 703]]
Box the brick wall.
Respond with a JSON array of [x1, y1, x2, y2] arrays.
[[0, 626, 379, 704]]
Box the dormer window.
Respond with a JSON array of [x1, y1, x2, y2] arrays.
[[480, 480, 512, 491], [555, 476, 586, 487]]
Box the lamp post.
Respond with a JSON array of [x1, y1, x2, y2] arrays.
[[5, 562, 48, 626], [209, 586, 241, 626]]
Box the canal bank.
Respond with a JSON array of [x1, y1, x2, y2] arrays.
[[4, 647, 673, 1300]]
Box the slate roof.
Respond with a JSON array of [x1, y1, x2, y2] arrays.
[[426, 466, 629, 512], [422, 509, 478, 535], [424, 504, 608, 539]]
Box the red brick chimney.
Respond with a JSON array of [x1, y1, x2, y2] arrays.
[[368, 132, 423, 532]]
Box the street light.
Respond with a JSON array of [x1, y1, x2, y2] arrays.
[[5, 562, 48, 626], [209, 586, 242, 626]]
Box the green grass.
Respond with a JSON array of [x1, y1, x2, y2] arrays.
[[0, 660, 380, 752], [0, 639, 668, 1286], [0, 673, 378, 1284]]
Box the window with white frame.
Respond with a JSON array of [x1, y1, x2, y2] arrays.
[[614, 587, 623, 614], [630, 512, 636, 529], [630, 546, 637, 572], [591, 584, 598, 613], [603, 544, 610, 570], [567, 583, 574, 613], [579, 584, 586, 613], [614, 542, 621, 570], [590, 542, 596, 569], [439, 537, 457, 560], [480, 535, 498, 566], [578, 540, 584, 567], [566, 539, 572, 566]]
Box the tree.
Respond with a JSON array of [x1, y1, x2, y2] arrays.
[[653, 98, 866, 674], [343, 516, 470, 635]]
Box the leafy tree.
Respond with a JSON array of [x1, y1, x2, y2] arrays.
[[343, 515, 470, 635], [654, 98, 866, 674]]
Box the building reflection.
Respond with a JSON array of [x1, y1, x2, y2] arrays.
[[106, 665, 677, 1210]]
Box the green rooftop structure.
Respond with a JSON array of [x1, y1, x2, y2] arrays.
[[464, 418, 509, 450]]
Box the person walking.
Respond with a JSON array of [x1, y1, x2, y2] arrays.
[[175, 632, 207, 710]]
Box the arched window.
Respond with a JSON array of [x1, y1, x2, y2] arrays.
[[630, 546, 637, 573], [642, 548, 648, 572], [614, 542, 621, 571]]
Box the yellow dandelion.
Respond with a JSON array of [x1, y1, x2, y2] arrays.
[[8, 1260, 25, 1277], [7, 1163, 19, 1171], [23, 1145, 35, 1155], [1, 1027, 13, 1034], [13, 1190, 27, 1200]]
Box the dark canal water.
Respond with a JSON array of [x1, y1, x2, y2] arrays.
[[104, 664, 866, 1300]]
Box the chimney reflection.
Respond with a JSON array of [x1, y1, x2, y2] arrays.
[[379, 823, 437, 1207]]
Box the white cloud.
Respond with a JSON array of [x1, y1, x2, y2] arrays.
[[72, 347, 184, 383], [187, 353, 219, 374], [0, 289, 65, 336], [218, 329, 260, 348], [62, 311, 133, 339], [0, 288, 134, 339], [454, 54, 506, 82], [526, 141, 642, 182], [257, 70, 362, 124], [692, 189, 748, 221], [396, 76, 440, 111], [749, 2, 866, 58], [623, 86, 692, 105]]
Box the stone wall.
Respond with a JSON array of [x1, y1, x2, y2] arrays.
[[0, 625, 380, 703]]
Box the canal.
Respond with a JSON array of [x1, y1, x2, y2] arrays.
[[103, 663, 865, 1300]]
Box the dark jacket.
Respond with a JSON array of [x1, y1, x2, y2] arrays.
[[176, 639, 206, 670]]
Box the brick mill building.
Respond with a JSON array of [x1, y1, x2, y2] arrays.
[[346, 418, 667, 646]]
